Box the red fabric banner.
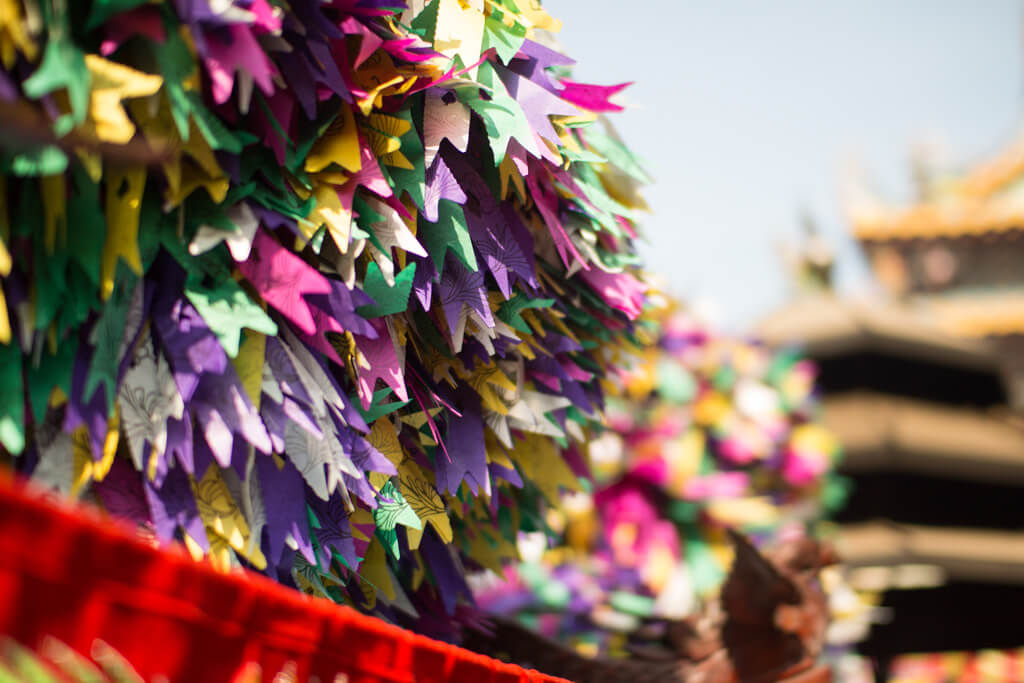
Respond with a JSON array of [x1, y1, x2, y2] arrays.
[[0, 472, 569, 683]]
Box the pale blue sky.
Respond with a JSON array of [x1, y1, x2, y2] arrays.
[[554, 1, 1023, 329]]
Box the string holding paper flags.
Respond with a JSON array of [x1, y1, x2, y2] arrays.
[[0, 0, 650, 636]]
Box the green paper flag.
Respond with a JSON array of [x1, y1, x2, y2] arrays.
[[408, 0, 440, 42], [355, 389, 410, 424], [26, 340, 78, 425], [7, 147, 69, 177], [23, 37, 91, 132], [497, 294, 555, 334], [582, 131, 651, 184], [84, 272, 137, 409], [0, 342, 25, 454], [419, 200, 476, 272], [185, 280, 278, 358], [86, 0, 150, 29], [482, 12, 527, 65], [656, 360, 697, 404], [460, 62, 537, 164], [357, 262, 417, 319], [374, 481, 422, 560]]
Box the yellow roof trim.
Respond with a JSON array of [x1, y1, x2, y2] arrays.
[[923, 292, 1024, 338], [850, 134, 1024, 241], [851, 194, 1024, 241], [957, 135, 1024, 199]]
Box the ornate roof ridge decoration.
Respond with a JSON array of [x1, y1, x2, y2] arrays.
[[847, 131, 1024, 242]]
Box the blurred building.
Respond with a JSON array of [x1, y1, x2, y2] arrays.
[[758, 224, 1024, 679], [847, 135, 1024, 406]]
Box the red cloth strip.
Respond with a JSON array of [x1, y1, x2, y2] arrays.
[[0, 472, 570, 683]]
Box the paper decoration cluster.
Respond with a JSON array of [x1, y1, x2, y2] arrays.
[[474, 302, 845, 654], [0, 0, 650, 634]]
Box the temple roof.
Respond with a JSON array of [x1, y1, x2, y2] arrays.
[[836, 522, 1024, 584], [754, 294, 1001, 370], [849, 134, 1024, 242], [824, 392, 1024, 484], [918, 290, 1024, 338]]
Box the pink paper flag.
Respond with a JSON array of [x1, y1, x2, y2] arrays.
[[353, 319, 408, 410], [341, 17, 384, 70], [557, 79, 631, 113], [525, 166, 586, 270], [682, 472, 749, 501], [237, 230, 332, 336], [204, 24, 277, 105], [249, 0, 283, 34], [337, 140, 394, 212], [579, 268, 645, 320]]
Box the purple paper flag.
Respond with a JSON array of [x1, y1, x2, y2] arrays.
[[165, 413, 195, 475], [508, 39, 575, 94], [420, 529, 475, 615], [423, 154, 467, 223], [152, 289, 228, 403], [439, 256, 493, 337], [144, 465, 207, 551], [435, 388, 489, 496], [257, 452, 316, 565], [307, 491, 360, 571], [93, 457, 152, 524]]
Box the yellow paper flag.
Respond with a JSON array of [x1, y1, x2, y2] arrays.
[[101, 165, 146, 299], [85, 55, 163, 145]]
